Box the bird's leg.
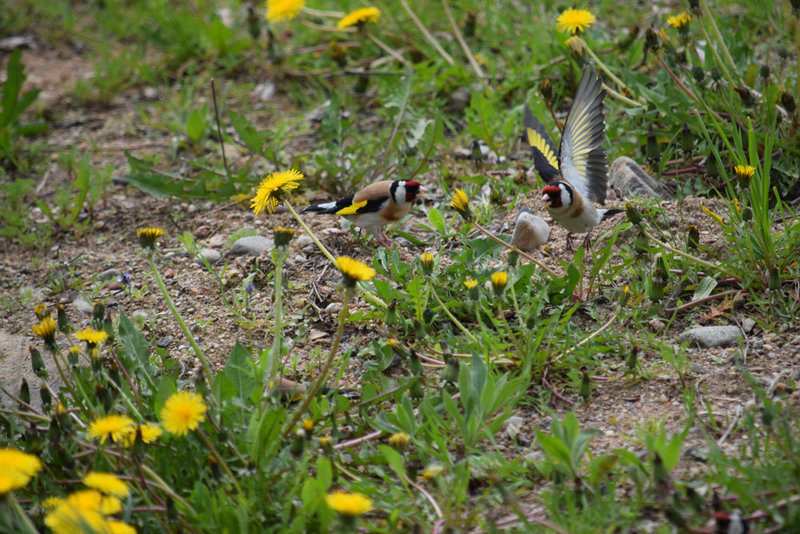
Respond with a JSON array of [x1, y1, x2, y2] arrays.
[[565, 233, 575, 251], [379, 230, 392, 248], [583, 233, 594, 255]]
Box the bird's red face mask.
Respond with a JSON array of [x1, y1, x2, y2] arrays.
[[404, 180, 423, 202], [541, 185, 562, 208]]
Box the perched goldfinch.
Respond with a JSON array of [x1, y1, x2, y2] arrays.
[[301, 179, 424, 247], [525, 65, 622, 249]]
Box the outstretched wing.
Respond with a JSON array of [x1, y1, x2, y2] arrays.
[[558, 65, 608, 204], [523, 107, 560, 183]]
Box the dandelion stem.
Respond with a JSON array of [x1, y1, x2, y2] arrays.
[[695, 12, 737, 89], [581, 41, 642, 105], [699, 0, 739, 80], [285, 203, 387, 310], [197, 428, 245, 500], [140, 464, 197, 515], [148, 254, 214, 385], [266, 248, 285, 383], [474, 222, 559, 278], [429, 284, 479, 343], [441, 0, 490, 89], [367, 33, 412, 67], [283, 288, 351, 437], [399, 0, 454, 65], [8, 493, 38, 534]]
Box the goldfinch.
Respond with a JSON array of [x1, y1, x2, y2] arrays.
[[301, 179, 423, 247], [524, 65, 622, 249]]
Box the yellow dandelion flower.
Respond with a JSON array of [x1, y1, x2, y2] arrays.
[[34, 302, 50, 319], [667, 12, 691, 29], [42, 496, 64, 511], [385, 338, 401, 348], [450, 189, 472, 221], [45, 500, 107, 534], [556, 8, 595, 35], [420, 252, 435, 274], [120, 423, 163, 448], [463, 278, 478, 290], [337, 7, 380, 29], [33, 316, 57, 346], [83, 472, 130, 498], [336, 256, 376, 288], [0, 466, 31, 494], [250, 169, 303, 215], [701, 205, 726, 226], [319, 436, 333, 448], [421, 465, 443, 480], [734, 164, 755, 181], [491, 271, 508, 294], [160, 391, 207, 436], [0, 448, 43, 478], [302, 419, 314, 431], [106, 520, 138, 534], [274, 226, 296, 248], [325, 491, 373, 516], [136, 227, 165, 249], [87, 414, 135, 444], [75, 327, 109, 346], [387, 432, 410, 450], [266, 0, 304, 23]]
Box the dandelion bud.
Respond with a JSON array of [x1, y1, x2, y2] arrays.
[[464, 10, 476, 37], [710, 67, 721, 82], [328, 41, 347, 67], [734, 87, 756, 107], [649, 279, 666, 301], [409, 378, 424, 399], [742, 207, 752, 221], [441, 358, 459, 384], [644, 27, 660, 54], [40, 385, 52, 410], [490, 271, 508, 296], [92, 301, 106, 329], [691, 65, 705, 84], [67, 346, 80, 366], [626, 202, 643, 225], [274, 226, 296, 249], [633, 233, 650, 254], [420, 252, 435, 275], [686, 225, 700, 250], [388, 432, 410, 451], [579, 367, 592, 400], [508, 250, 519, 268], [57, 303, 70, 334], [539, 78, 553, 102], [19, 377, 30, 407], [760, 64, 770, 82], [354, 74, 369, 94], [618, 285, 631, 307], [706, 154, 719, 178], [626, 347, 639, 371], [681, 122, 693, 155], [408, 349, 423, 376], [646, 125, 659, 164], [768, 267, 781, 290], [30, 346, 47, 378], [290, 430, 305, 457], [688, 0, 700, 13], [780, 91, 796, 114], [617, 26, 639, 51]]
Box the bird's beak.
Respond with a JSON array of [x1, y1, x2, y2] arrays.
[[541, 194, 549, 204], [417, 186, 428, 199]]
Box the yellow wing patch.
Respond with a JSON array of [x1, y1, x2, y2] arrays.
[[336, 200, 368, 215], [527, 128, 559, 171]]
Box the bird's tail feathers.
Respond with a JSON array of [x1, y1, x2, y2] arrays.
[[301, 201, 338, 214], [599, 208, 624, 221]]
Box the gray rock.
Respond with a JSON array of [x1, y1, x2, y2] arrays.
[[194, 248, 221, 265], [510, 210, 550, 251], [230, 236, 274, 257], [609, 156, 670, 200], [295, 235, 314, 248], [98, 268, 122, 281], [157, 336, 173, 348], [742, 318, 756, 334], [208, 235, 226, 248], [0, 329, 66, 411], [72, 296, 94, 315], [677, 325, 742, 348], [648, 318, 666, 332]]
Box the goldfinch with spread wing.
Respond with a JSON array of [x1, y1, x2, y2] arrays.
[[301, 179, 423, 247], [525, 65, 621, 249]]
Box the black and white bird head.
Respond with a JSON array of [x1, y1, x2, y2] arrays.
[[541, 182, 574, 210], [391, 180, 423, 206]]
